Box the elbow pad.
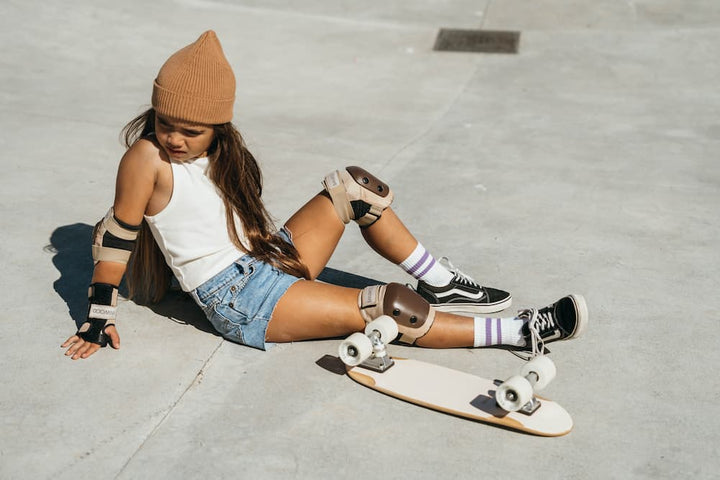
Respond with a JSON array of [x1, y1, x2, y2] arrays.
[[91, 207, 141, 264]]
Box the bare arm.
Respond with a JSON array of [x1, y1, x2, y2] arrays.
[[62, 140, 160, 360]]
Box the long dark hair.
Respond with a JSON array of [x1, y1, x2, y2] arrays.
[[122, 108, 309, 303]]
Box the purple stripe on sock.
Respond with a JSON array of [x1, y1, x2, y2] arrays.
[[496, 318, 502, 345], [407, 251, 430, 276], [416, 258, 437, 279], [485, 318, 492, 346]]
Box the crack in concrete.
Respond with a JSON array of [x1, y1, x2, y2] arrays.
[[113, 340, 224, 479]]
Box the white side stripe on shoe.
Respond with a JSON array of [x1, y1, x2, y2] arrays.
[[434, 287, 485, 301]]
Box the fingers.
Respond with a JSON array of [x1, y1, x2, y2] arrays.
[[62, 336, 102, 360], [61, 335, 80, 348], [61, 326, 121, 359], [105, 325, 121, 350]]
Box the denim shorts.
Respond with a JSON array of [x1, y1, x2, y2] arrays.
[[189, 228, 301, 350]]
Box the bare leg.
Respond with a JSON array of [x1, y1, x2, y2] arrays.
[[273, 192, 476, 347], [284, 193, 345, 280], [267, 281, 365, 342], [284, 194, 420, 276], [268, 279, 475, 346], [360, 208, 419, 264], [414, 315, 475, 348]]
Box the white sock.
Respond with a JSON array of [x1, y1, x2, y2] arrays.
[[399, 243, 453, 287], [473, 316, 526, 347]]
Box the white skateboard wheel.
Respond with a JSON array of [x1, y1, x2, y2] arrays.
[[365, 315, 399, 344], [520, 355, 557, 391], [496, 375, 533, 412], [338, 332, 373, 366]]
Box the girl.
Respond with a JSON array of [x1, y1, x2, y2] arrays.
[[62, 31, 587, 360]]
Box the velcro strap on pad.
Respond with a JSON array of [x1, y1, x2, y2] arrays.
[[88, 282, 119, 310]]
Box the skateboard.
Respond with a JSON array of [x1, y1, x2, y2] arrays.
[[338, 316, 573, 437]]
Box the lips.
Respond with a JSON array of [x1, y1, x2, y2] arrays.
[[167, 147, 185, 156]]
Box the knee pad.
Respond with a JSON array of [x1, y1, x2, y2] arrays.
[[322, 166, 393, 227], [358, 282, 436, 344], [92, 207, 141, 264]]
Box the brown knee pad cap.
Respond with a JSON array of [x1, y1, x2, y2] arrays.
[[358, 282, 435, 344], [322, 166, 394, 227]]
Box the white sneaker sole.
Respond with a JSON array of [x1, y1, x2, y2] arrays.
[[568, 294, 589, 339], [432, 296, 512, 315]]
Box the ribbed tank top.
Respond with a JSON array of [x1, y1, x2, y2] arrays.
[[144, 156, 246, 291]]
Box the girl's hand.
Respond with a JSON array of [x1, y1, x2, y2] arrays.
[[61, 325, 120, 360]]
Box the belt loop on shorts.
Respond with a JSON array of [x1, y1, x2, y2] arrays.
[[234, 255, 254, 274]]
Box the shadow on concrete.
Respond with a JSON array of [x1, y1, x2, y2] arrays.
[[48, 223, 214, 335], [148, 289, 218, 336], [48, 223, 94, 328], [315, 354, 347, 376], [316, 267, 383, 289]]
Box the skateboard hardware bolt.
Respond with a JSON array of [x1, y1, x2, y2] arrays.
[[362, 177, 369, 184], [409, 316, 417, 324], [392, 309, 401, 316]]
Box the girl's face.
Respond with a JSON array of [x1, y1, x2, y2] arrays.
[[155, 114, 215, 162]]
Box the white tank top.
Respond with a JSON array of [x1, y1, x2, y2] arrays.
[[144, 156, 247, 291]]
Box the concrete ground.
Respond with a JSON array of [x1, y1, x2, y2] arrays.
[[1, 0, 719, 478]]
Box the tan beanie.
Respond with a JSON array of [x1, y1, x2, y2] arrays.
[[152, 30, 235, 124]]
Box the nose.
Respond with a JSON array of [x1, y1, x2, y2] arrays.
[[166, 132, 182, 148]]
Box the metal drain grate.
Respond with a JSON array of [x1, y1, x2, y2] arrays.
[[433, 28, 520, 54]]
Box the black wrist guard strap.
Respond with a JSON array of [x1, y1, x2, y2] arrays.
[[78, 283, 119, 347]]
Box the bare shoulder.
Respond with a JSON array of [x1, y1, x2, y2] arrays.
[[114, 138, 167, 223], [118, 137, 164, 174]]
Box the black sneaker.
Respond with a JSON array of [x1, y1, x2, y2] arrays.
[[518, 294, 588, 357], [415, 258, 512, 314]]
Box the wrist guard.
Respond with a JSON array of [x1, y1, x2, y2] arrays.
[[77, 283, 119, 347]]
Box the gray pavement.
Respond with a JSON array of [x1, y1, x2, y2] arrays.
[[1, 0, 719, 478]]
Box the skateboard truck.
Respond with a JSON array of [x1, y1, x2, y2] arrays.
[[359, 331, 395, 372], [339, 316, 399, 372]]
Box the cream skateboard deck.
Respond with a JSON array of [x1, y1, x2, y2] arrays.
[[338, 316, 573, 437]]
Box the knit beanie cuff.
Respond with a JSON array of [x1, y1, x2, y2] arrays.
[[152, 80, 234, 125]]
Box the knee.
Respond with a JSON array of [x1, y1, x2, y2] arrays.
[[357, 282, 435, 344], [321, 166, 394, 227]]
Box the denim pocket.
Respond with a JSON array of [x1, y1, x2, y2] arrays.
[[212, 264, 255, 327]]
